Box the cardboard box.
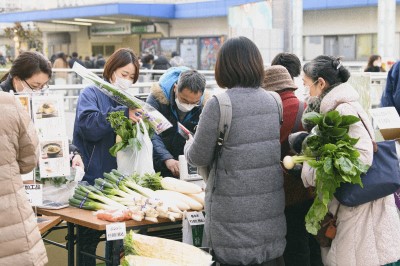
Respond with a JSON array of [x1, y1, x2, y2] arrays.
[[370, 107, 400, 140]]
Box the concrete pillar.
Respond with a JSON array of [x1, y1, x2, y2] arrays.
[[272, 0, 303, 59], [292, 0, 303, 61], [377, 0, 396, 59]]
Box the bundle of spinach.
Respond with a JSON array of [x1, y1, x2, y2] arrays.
[[107, 111, 153, 157], [292, 110, 369, 235]]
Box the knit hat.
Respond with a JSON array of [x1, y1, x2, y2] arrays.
[[263, 65, 297, 91]]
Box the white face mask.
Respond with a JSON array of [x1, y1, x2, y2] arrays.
[[18, 80, 38, 94], [373, 61, 382, 67], [175, 97, 197, 112], [113, 73, 132, 90]]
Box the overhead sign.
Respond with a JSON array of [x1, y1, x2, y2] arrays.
[[131, 24, 156, 34], [91, 23, 131, 35]]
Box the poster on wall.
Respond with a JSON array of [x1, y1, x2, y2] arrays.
[[180, 38, 198, 69], [160, 39, 177, 58], [141, 39, 160, 56], [199, 37, 224, 70]]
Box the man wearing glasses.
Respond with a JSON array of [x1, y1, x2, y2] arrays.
[[146, 66, 208, 178]]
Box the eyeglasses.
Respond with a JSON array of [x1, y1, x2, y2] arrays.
[[23, 79, 49, 92]]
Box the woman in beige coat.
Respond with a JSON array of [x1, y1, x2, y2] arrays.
[[301, 55, 400, 266], [0, 92, 47, 266]]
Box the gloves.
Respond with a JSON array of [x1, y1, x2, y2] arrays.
[[288, 131, 309, 154]]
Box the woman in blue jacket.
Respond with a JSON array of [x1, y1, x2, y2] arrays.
[[73, 48, 140, 185], [72, 48, 140, 266]]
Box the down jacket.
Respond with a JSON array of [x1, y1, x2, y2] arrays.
[[185, 88, 286, 265], [301, 83, 400, 266], [0, 92, 47, 266]]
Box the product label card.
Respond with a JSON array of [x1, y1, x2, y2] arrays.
[[186, 211, 205, 226], [24, 184, 43, 206], [106, 222, 126, 241]]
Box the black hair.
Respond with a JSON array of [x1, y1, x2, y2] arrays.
[[303, 55, 350, 86], [0, 51, 52, 82], [177, 70, 206, 94], [215, 36, 264, 89], [271, 52, 301, 79]]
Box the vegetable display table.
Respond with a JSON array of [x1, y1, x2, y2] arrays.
[[37, 215, 61, 234], [37, 206, 180, 266]]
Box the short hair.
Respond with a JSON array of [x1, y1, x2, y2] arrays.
[[365, 54, 381, 69], [177, 70, 206, 94], [271, 52, 301, 79], [215, 36, 264, 89], [103, 48, 140, 83], [142, 54, 154, 64], [171, 51, 179, 57], [5, 51, 52, 82], [303, 55, 350, 86], [72, 52, 78, 58]]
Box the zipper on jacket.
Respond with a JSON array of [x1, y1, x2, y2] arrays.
[[85, 145, 95, 172]]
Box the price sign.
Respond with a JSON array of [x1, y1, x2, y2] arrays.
[[24, 184, 43, 206], [186, 211, 205, 226], [106, 222, 126, 241]]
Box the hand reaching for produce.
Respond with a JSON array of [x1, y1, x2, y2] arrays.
[[165, 159, 180, 177], [128, 108, 143, 123]]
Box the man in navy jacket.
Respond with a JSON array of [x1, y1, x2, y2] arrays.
[[381, 61, 400, 114], [146, 66, 207, 178]]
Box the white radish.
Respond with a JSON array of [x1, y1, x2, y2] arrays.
[[186, 192, 205, 206], [153, 191, 190, 212], [161, 177, 202, 194], [156, 190, 203, 211]]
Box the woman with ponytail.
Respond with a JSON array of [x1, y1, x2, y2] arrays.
[[300, 55, 400, 266]]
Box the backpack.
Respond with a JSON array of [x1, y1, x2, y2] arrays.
[[198, 91, 282, 181]]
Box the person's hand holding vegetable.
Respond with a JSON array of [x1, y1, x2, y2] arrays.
[[128, 108, 143, 123]]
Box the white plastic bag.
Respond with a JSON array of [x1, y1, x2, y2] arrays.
[[42, 181, 78, 204], [117, 119, 155, 176]]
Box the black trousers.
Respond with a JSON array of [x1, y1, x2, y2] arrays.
[[283, 199, 323, 266], [217, 256, 285, 266]]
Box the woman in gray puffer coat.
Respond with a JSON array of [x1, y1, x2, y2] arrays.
[[184, 36, 286, 266]]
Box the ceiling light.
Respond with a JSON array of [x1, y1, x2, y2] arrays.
[[74, 18, 116, 24], [51, 20, 92, 26], [99, 16, 141, 23]]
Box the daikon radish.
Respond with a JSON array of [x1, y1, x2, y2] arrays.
[[161, 177, 202, 194], [153, 191, 190, 211], [122, 255, 179, 266], [156, 190, 203, 211], [186, 192, 205, 206]]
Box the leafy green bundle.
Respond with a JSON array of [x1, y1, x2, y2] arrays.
[[107, 111, 153, 157], [299, 111, 369, 234]]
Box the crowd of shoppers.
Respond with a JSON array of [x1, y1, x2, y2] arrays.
[[1, 37, 400, 266]]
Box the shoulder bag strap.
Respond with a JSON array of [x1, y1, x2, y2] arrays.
[[357, 114, 378, 152], [214, 92, 232, 146], [269, 91, 283, 125], [291, 101, 305, 133]]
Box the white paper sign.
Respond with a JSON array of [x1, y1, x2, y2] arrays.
[[106, 222, 126, 241], [24, 184, 43, 206], [186, 211, 205, 226], [21, 171, 34, 181], [370, 107, 400, 129], [39, 137, 71, 178], [32, 95, 66, 138]]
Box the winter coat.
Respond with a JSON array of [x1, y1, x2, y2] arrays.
[[146, 82, 209, 177], [381, 60, 400, 114], [301, 83, 400, 266], [0, 92, 47, 266], [73, 85, 128, 184], [0, 74, 16, 93], [184, 87, 286, 265]]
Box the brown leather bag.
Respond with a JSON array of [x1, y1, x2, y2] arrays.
[[314, 204, 340, 247]]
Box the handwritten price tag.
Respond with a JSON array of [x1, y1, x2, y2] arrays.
[[186, 211, 205, 226], [24, 184, 43, 206], [106, 222, 126, 241]]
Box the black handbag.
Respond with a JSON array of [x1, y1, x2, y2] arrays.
[[334, 117, 400, 207]]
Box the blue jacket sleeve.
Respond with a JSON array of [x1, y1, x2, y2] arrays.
[[76, 87, 128, 142], [146, 93, 174, 166], [381, 61, 400, 114]]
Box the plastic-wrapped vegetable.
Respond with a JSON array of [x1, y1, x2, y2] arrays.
[[72, 62, 172, 134], [122, 255, 179, 266]]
